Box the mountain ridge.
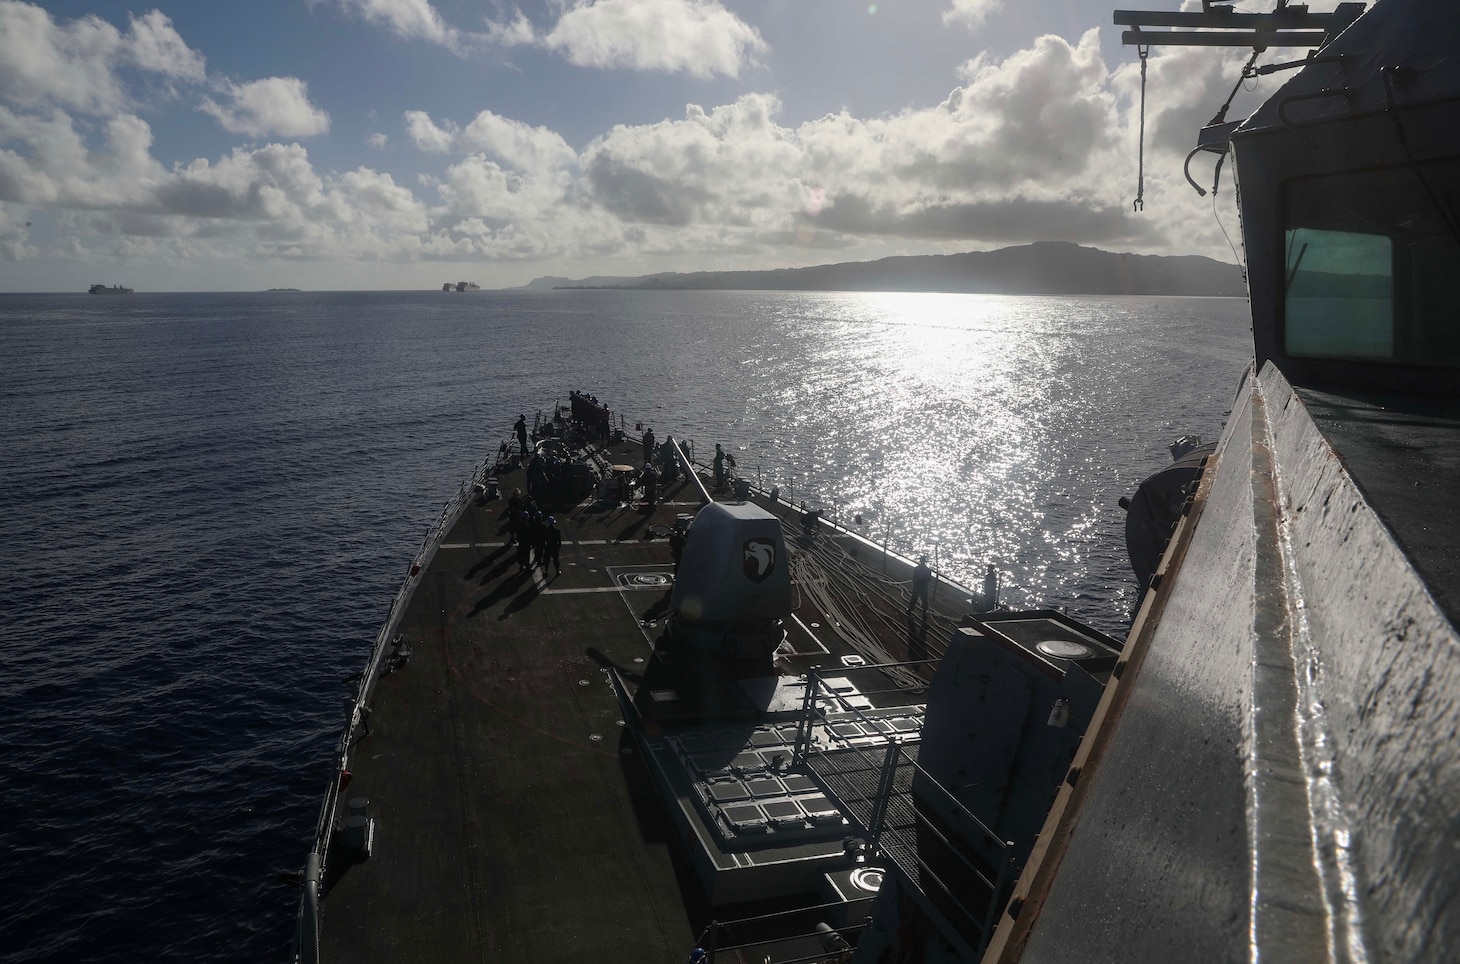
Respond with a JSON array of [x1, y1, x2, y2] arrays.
[[516, 241, 1246, 296]]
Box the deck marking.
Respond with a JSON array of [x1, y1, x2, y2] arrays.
[[790, 613, 832, 655], [607, 565, 674, 652], [541, 585, 651, 595]]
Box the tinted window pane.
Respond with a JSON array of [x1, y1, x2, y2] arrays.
[[1283, 162, 1460, 368], [1285, 228, 1393, 357]]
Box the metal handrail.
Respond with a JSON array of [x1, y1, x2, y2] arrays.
[[795, 665, 1013, 955], [703, 901, 873, 964], [296, 456, 490, 964]]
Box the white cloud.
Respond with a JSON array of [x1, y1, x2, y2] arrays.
[[201, 77, 330, 138], [943, 0, 1001, 29], [573, 30, 1131, 246], [403, 109, 576, 171], [335, 0, 467, 52], [0, 2, 206, 114], [403, 111, 456, 153], [366, 132, 389, 150], [126, 10, 207, 82], [0, 23, 1263, 276], [0, 104, 431, 262], [491, 0, 767, 79]]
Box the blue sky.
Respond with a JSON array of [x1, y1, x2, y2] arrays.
[[0, 1, 1335, 290]]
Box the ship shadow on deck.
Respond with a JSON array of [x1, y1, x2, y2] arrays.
[[614, 725, 716, 933], [906, 608, 932, 661], [496, 578, 544, 620], [464, 544, 510, 581], [466, 569, 535, 617]]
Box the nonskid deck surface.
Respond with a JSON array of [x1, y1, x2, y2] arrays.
[[317, 437, 971, 963]]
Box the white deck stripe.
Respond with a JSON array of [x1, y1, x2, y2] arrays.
[[790, 613, 831, 655]]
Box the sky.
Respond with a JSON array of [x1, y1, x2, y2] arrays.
[[0, 0, 1351, 291]]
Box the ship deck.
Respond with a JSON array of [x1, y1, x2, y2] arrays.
[[314, 431, 972, 963]]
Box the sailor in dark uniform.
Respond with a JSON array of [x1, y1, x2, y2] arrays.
[[908, 556, 931, 613], [515, 414, 528, 456], [543, 517, 562, 575], [506, 489, 522, 544], [529, 512, 547, 569], [516, 512, 533, 571]]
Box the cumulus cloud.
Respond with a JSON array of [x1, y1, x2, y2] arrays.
[[489, 0, 767, 79], [126, 10, 207, 82], [403, 109, 576, 170], [366, 132, 389, 150], [332, 0, 468, 51], [201, 77, 330, 138], [944, 0, 1002, 29], [0, 17, 1262, 275], [573, 30, 1132, 246], [0, 100, 434, 262], [0, 2, 205, 114]]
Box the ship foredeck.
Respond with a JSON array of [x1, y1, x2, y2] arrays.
[[314, 433, 969, 963]]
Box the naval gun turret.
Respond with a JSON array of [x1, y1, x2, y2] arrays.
[[668, 501, 790, 662]]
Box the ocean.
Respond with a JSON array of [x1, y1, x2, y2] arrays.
[[0, 289, 1252, 961]]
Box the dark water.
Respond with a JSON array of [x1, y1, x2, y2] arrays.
[[0, 289, 1251, 961]]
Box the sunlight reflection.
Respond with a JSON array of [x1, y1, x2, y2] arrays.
[[711, 291, 1251, 635]]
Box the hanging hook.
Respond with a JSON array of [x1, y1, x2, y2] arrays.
[[1133, 43, 1149, 213]]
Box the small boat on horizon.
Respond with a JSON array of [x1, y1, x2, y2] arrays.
[[88, 284, 133, 294]]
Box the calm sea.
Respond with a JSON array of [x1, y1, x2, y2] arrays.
[[0, 289, 1251, 961]]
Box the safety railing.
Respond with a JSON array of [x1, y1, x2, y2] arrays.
[[296, 455, 491, 964], [690, 898, 874, 963], [792, 663, 1014, 960]]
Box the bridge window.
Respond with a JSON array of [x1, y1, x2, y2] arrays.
[[1283, 161, 1460, 368]]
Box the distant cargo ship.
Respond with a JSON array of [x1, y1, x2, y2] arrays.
[[88, 284, 132, 294], [443, 281, 480, 291]]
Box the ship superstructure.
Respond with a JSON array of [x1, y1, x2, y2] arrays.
[[985, 2, 1460, 960]]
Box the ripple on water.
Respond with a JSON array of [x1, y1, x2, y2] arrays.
[[0, 290, 1251, 960]]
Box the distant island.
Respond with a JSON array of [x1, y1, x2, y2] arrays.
[[517, 241, 1245, 297]]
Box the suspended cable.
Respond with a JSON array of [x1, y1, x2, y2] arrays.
[[1133, 43, 1149, 212]]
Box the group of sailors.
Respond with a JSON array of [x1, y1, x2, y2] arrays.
[[526, 449, 580, 502], [638, 428, 738, 493], [639, 427, 681, 484], [505, 489, 562, 575]]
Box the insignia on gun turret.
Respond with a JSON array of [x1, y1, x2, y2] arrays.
[[743, 538, 776, 582]]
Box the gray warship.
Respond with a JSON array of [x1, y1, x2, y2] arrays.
[[295, 1, 1460, 960]]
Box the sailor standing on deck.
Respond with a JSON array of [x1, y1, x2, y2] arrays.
[[908, 555, 932, 614], [713, 443, 726, 490], [543, 517, 562, 576], [506, 489, 522, 544], [643, 427, 655, 463], [641, 462, 659, 508], [516, 512, 533, 571], [529, 512, 547, 569], [515, 414, 528, 457]]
